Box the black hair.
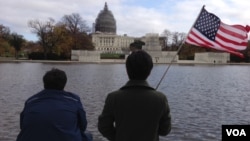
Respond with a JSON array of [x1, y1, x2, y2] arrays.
[[43, 68, 67, 90], [126, 50, 153, 80]]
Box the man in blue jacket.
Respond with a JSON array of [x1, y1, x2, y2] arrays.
[[16, 68, 92, 141], [98, 50, 171, 141]]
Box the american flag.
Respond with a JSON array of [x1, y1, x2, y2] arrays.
[[185, 7, 249, 58]]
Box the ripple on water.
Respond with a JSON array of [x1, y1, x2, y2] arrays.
[[1, 63, 250, 141]]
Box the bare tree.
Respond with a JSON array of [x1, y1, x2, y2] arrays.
[[28, 18, 56, 59], [0, 24, 10, 39], [161, 29, 171, 48], [61, 13, 90, 33], [60, 13, 92, 50], [9, 32, 24, 59], [172, 32, 178, 48], [178, 32, 186, 46], [172, 32, 187, 50]]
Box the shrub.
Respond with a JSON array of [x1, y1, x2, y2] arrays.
[[28, 52, 68, 60], [100, 53, 125, 59]]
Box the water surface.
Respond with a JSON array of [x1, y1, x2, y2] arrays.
[[0, 62, 250, 141]]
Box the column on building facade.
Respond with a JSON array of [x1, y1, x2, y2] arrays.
[[92, 33, 134, 54]]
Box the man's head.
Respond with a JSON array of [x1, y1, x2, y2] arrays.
[[126, 50, 153, 80], [43, 68, 67, 90], [129, 40, 145, 52]]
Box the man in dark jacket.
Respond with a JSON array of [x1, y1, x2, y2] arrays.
[[98, 50, 171, 141], [16, 68, 92, 141]]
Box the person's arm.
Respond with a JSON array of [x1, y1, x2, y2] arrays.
[[19, 102, 27, 130], [158, 96, 171, 136], [19, 111, 24, 130], [98, 94, 116, 141], [77, 100, 87, 133]]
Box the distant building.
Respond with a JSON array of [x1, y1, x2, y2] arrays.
[[91, 2, 133, 53], [141, 33, 162, 51], [94, 2, 116, 34], [92, 33, 133, 53], [72, 2, 177, 62]]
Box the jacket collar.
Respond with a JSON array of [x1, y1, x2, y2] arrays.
[[121, 80, 155, 90], [42, 89, 64, 94]]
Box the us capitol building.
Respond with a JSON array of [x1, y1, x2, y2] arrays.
[[71, 2, 229, 64], [92, 2, 133, 54]]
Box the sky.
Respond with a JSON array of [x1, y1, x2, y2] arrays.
[[0, 0, 250, 41]]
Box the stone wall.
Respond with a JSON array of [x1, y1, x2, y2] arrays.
[[148, 51, 178, 63], [71, 50, 101, 62], [71, 50, 229, 64], [71, 50, 179, 63], [195, 52, 229, 63]]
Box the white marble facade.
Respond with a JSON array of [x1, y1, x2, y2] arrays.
[[92, 33, 134, 53]]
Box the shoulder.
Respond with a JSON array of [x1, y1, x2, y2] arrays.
[[103, 90, 122, 104], [142, 90, 169, 105], [26, 90, 81, 103], [62, 91, 81, 102], [105, 90, 118, 100], [25, 90, 45, 104], [154, 90, 168, 101], [155, 90, 167, 97]]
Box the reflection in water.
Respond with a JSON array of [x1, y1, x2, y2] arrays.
[[0, 62, 250, 141]]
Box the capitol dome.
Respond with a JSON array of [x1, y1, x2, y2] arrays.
[[95, 2, 116, 34]]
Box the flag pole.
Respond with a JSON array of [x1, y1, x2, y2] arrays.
[[155, 42, 184, 90], [185, 5, 205, 38], [155, 5, 206, 90]]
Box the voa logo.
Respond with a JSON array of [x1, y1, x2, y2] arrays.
[[226, 129, 246, 136]]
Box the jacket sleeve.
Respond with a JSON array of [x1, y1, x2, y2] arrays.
[[19, 110, 24, 130], [158, 95, 171, 136], [77, 99, 87, 132], [19, 102, 27, 130], [98, 94, 116, 141]]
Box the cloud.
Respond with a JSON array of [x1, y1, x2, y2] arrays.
[[0, 0, 249, 41]]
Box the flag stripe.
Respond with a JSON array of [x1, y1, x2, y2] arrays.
[[219, 23, 247, 40], [216, 33, 247, 50], [185, 7, 248, 58], [186, 38, 244, 58], [216, 30, 246, 46], [186, 28, 244, 58], [187, 28, 227, 50]]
